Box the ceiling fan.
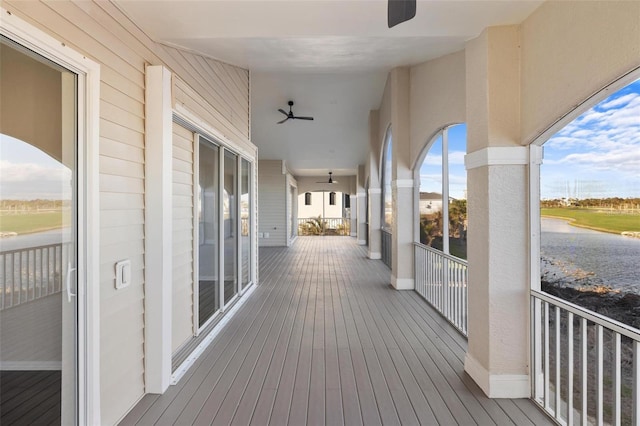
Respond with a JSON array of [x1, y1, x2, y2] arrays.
[[316, 172, 338, 184], [277, 101, 314, 124], [388, 0, 416, 28]]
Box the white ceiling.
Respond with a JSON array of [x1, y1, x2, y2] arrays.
[[115, 0, 542, 176]]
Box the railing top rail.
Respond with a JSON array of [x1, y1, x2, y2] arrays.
[[381, 229, 392, 235], [298, 217, 346, 220], [531, 289, 640, 341], [0, 242, 64, 256], [413, 242, 468, 265]]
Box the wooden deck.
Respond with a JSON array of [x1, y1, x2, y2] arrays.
[[122, 236, 552, 426], [0, 370, 61, 425]]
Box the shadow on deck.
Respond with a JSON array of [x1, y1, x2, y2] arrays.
[[121, 236, 552, 425]]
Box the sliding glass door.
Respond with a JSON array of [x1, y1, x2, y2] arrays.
[[0, 36, 78, 425], [223, 150, 238, 305], [240, 158, 251, 291], [197, 138, 220, 328], [196, 136, 252, 330]]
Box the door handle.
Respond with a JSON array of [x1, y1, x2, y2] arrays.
[[66, 261, 77, 302]]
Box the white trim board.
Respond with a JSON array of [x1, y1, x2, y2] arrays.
[[144, 65, 173, 394], [464, 354, 530, 398], [391, 276, 414, 290], [464, 146, 528, 170]]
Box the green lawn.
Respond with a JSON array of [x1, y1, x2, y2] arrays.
[[0, 212, 67, 234], [541, 208, 640, 234]]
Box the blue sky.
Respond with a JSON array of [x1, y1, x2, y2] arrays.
[[419, 123, 467, 199], [419, 79, 640, 201], [541, 79, 640, 199]]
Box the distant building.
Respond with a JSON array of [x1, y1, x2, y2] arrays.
[[419, 192, 443, 215]]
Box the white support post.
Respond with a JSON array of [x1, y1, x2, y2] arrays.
[[144, 65, 173, 394]]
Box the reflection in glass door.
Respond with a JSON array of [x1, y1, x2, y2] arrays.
[[198, 139, 220, 328], [223, 150, 238, 305], [240, 159, 251, 291], [0, 37, 78, 424]]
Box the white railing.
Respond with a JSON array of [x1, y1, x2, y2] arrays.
[[381, 229, 392, 268], [414, 243, 468, 335], [531, 289, 640, 426], [0, 243, 65, 310], [297, 217, 350, 236]]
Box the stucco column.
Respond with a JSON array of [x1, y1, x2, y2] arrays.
[[463, 26, 530, 398], [356, 165, 367, 245], [390, 68, 414, 290], [349, 194, 357, 237], [368, 188, 382, 259], [368, 111, 382, 259]]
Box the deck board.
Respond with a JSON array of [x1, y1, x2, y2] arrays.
[[121, 236, 553, 426]]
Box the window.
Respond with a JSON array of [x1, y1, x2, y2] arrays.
[[417, 124, 467, 259], [539, 79, 640, 321], [381, 128, 393, 230]]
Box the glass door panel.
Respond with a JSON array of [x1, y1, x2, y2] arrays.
[[198, 139, 220, 327], [223, 151, 237, 305], [0, 37, 78, 424], [240, 159, 251, 290]]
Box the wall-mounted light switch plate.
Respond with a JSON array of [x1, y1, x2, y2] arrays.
[[115, 259, 131, 289]]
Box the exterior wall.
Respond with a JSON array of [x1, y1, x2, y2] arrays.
[[295, 175, 355, 195], [171, 123, 195, 353], [520, 1, 640, 145], [1, 1, 250, 424], [258, 160, 287, 247], [410, 51, 466, 165], [286, 175, 298, 245], [297, 192, 344, 218]]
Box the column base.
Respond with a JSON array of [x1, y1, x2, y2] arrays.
[[391, 275, 414, 290], [357, 240, 367, 245], [464, 354, 530, 398], [368, 252, 381, 260]]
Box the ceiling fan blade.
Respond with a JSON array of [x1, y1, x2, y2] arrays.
[[278, 109, 288, 116], [388, 0, 416, 28], [294, 116, 314, 120], [277, 117, 289, 124]]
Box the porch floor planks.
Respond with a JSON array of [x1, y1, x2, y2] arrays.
[[121, 236, 553, 426]]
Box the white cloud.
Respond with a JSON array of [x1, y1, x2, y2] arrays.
[[0, 160, 71, 199], [598, 93, 638, 110]]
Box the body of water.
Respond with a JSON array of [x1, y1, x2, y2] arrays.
[[541, 217, 640, 293]]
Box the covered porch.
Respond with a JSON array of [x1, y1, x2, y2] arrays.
[[121, 237, 551, 425]]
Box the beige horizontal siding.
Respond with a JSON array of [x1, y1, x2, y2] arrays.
[[172, 123, 195, 353], [3, 0, 250, 423], [258, 161, 287, 247]]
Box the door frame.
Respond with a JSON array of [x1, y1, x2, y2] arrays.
[[0, 8, 101, 424]]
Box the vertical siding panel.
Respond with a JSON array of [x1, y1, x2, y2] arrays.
[[172, 124, 195, 353]]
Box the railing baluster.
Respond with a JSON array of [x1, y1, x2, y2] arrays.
[[568, 311, 574, 426], [634, 340, 640, 426], [555, 306, 561, 419], [613, 332, 621, 426], [581, 317, 588, 426], [544, 301, 550, 411], [597, 324, 603, 426]]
